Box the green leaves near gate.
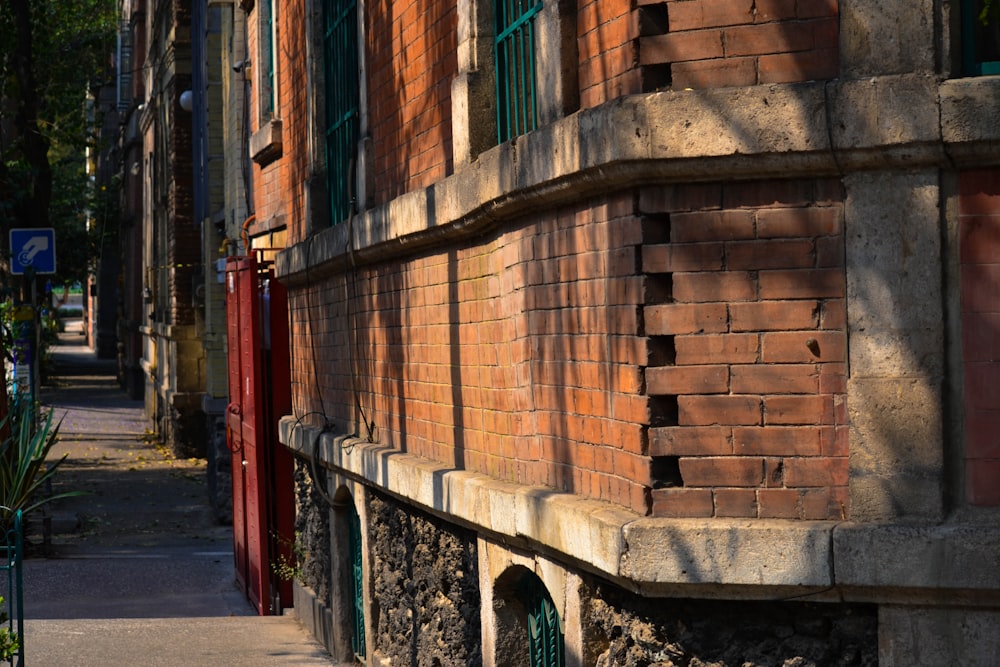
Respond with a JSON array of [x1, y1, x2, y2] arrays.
[[0, 403, 83, 528]]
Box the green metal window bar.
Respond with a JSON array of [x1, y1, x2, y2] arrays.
[[962, 0, 1000, 74], [323, 0, 360, 225], [347, 504, 366, 658], [0, 510, 24, 667], [495, 0, 543, 142], [522, 577, 564, 667], [261, 0, 276, 120]]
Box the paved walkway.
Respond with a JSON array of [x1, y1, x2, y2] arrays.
[[15, 327, 336, 666]]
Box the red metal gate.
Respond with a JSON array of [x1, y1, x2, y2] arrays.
[[225, 254, 294, 615]]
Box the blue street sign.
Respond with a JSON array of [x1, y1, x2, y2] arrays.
[[10, 228, 56, 275]]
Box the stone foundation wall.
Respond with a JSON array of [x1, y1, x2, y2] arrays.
[[584, 579, 877, 667], [368, 492, 482, 667], [294, 459, 332, 605]]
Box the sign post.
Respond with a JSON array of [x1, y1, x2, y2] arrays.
[[9, 228, 56, 412]]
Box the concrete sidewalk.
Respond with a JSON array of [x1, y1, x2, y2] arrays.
[[15, 331, 336, 666]]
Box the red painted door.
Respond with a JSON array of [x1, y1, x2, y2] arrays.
[[225, 254, 294, 615]]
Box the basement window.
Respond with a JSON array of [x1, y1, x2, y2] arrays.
[[962, 0, 1000, 74]]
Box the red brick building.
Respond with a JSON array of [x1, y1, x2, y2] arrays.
[[234, 0, 1000, 663]]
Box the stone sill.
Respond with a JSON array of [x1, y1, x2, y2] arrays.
[[280, 417, 1000, 604], [250, 118, 282, 166], [277, 74, 1000, 286]]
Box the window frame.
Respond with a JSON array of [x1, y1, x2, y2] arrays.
[[322, 0, 361, 225], [494, 0, 544, 143], [962, 0, 1000, 75]]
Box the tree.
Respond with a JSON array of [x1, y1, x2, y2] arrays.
[[0, 0, 117, 285], [0, 0, 116, 424]]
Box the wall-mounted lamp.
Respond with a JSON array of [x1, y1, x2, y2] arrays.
[[179, 90, 193, 112]]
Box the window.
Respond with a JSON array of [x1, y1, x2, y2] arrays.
[[494, 566, 565, 667], [452, 0, 577, 163], [523, 576, 564, 667], [347, 501, 366, 657], [962, 0, 1000, 74], [263, 0, 276, 117], [495, 0, 543, 142], [322, 0, 360, 225]]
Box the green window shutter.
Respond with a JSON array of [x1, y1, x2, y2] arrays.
[[495, 0, 543, 142], [323, 0, 360, 225], [347, 503, 366, 657]]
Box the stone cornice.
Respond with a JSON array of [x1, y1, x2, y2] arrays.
[[276, 74, 1000, 285], [281, 418, 1000, 604]]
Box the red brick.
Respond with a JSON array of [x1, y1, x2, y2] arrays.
[[819, 300, 846, 330], [671, 210, 756, 242], [723, 22, 818, 57], [753, 0, 797, 21], [961, 312, 1000, 362], [642, 243, 725, 273], [960, 216, 1000, 264], [759, 48, 839, 84], [820, 426, 849, 456], [816, 236, 845, 268], [800, 488, 839, 520], [645, 303, 729, 335], [647, 364, 729, 395], [759, 268, 844, 299], [679, 395, 762, 425], [640, 31, 724, 65], [638, 183, 723, 213], [756, 207, 842, 238], [733, 426, 822, 455], [667, 0, 756, 31], [764, 395, 834, 425], [967, 459, 1000, 506], [730, 364, 819, 394], [730, 300, 819, 332], [761, 331, 846, 362], [680, 456, 764, 487], [651, 488, 715, 517], [726, 239, 815, 270], [784, 457, 849, 487], [966, 409, 1000, 459], [757, 488, 801, 518], [958, 168, 1000, 215], [672, 271, 757, 303], [672, 56, 757, 89], [713, 488, 758, 517], [676, 333, 759, 364], [649, 425, 732, 456], [796, 0, 838, 19]]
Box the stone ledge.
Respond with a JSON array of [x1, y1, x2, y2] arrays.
[[277, 75, 1000, 285], [279, 418, 1000, 601]]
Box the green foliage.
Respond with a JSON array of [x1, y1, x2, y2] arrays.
[[0, 0, 117, 283], [0, 596, 18, 662], [0, 401, 85, 529], [271, 532, 307, 584], [981, 0, 1000, 25]]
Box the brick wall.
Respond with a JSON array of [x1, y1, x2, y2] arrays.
[[367, 0, 457, 205], [290, 192, 651, 513], [579, 0, 637, 108], [641, 179, 848, 519], [639, 0, 839, 90], [248, 0, 309, 238], [290, 181, 849, 518], [959, 169, 1000, 507]]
